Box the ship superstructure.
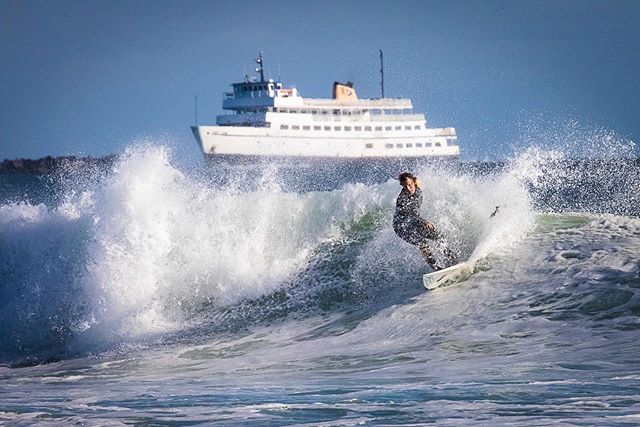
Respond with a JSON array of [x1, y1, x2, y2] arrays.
[[192, 53, 459, 159]]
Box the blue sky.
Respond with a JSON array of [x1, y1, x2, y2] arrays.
[[1, 0, 638, 161]]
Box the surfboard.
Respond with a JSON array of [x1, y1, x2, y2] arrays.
[[422, 261, 470, 290]]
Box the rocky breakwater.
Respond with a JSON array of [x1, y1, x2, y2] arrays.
[[0, 155, 115, 174]]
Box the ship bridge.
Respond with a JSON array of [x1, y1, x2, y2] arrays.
[[222, 80, 301, 111]]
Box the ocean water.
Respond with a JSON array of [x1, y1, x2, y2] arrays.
[[1, 140, 640, 425]]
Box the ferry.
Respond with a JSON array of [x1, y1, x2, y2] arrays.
[[191, 53, 459, 161]]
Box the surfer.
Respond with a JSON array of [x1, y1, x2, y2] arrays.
[[393, 172, 455, 271]]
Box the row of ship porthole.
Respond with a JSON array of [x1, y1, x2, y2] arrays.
[[280, 124, 422, 131], [365, 142, 444, 149]]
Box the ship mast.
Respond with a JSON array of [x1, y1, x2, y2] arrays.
[[380, 49, 385, 98], [256, 52, 265, 83]]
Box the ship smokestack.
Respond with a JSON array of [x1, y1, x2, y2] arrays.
[[332, 81, 357, 101]]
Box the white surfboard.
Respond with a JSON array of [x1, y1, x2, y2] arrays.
[[422, 261, 470, 290]]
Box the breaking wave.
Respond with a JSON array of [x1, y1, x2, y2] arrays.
[[0, 127, 638, 365]]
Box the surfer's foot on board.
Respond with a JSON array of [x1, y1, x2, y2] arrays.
[[442, 247, 458, 268], [420, 245, 441, 270]]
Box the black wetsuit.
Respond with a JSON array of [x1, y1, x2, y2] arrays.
[[393, 187, 438, 246]]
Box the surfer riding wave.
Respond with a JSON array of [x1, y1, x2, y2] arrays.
[[393, 172, 456, 271]]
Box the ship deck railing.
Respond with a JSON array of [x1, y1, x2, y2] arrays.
[[271, 113, 427, 123], [301, 98, 412, 108]]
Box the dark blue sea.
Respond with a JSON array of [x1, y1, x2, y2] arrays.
[[1, 141, 640, 425]]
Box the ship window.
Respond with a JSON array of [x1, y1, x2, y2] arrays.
[[355, 126, 362, 131], [416, 143, 423, 148], [303, 125, 310, 130], [321, 110, 328, 115], [385, 126, 392, 131], [406, 143, 413, 148], [375, 126, 382, 131], [365, 143, 373, 149], [292, 125, 300, 130], [280, 124, 289, 130], [344, 126, 351, 131], [425, 142, 432, 147], [405, 126, 411, 130], [435, 142, 441, 147], [301, 110, 308, 114], [365, 126, 372, 131], [414, 125, 421, 129], [447, 139, 457, 146], [314, 125, 321, 130], [395, 126, 402, 130], [396, 143, 403, 148], [324, 126, 331, 131], [385, 144, 393, 149], [333, 109, 341, 115], [334, 126, 342, 131], [311, 110, 318, 115]]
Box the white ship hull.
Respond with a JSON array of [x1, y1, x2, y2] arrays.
[[192, 126, 460, 159]]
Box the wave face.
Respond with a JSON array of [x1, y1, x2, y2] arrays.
[[1, 136, 639, 424]]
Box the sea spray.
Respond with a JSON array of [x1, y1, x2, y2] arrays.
[[513, 117, 639, 215]]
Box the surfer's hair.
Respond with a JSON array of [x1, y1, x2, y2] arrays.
[[399, 172, 421, 188]]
